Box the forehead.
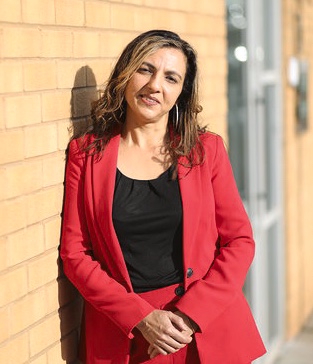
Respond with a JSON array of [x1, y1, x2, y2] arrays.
[[142, 47, 187, 73]]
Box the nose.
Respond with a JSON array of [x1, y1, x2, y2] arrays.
[[147, 73, 161, 93]]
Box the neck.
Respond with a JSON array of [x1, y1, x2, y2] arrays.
[[122, 118, 168, 149]]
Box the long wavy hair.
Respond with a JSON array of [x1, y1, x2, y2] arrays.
[[82, 29, 206, 167]]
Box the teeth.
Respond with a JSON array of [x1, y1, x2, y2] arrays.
[[143, 96, 156, 103]]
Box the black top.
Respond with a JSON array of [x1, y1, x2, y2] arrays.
[[112, 167, 184, 293]]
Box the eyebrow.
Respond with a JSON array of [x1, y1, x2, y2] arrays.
[[141, 62, 183, 80]]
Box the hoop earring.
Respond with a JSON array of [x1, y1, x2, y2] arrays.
[[174, 104, 179, 128]]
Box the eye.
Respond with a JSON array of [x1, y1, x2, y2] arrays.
[[137, 67, 152, 74], [166, 75, 178, 84]]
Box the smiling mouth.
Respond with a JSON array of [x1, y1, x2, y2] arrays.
[[140, 95, 159, 105]]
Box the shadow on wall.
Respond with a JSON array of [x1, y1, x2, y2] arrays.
[[58, 66, 98, 363], [70, 65, 99, 137]]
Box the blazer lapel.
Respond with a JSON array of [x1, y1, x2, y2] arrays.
[[91, 134, 133, 289], [178, 161, 201, 274]]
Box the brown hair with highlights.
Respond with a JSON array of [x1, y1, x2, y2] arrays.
[[82, 29, 206, 167]]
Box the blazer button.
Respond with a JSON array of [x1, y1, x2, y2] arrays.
[[175, 286, 185, 296], [186, 268, 194, 278]]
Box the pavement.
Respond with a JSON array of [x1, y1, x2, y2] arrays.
[[273, 312, 313, 364]]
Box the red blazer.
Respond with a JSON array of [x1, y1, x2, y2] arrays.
[[61, 132, 266, 364]]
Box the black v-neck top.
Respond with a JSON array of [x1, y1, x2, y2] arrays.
[[112, 167, 184, 293]]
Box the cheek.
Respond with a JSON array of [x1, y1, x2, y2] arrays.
[[125, 80, 143, 102], [165, 86, 183, 104]]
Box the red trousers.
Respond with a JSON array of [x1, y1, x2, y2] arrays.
[[129, 283, 200, 364]]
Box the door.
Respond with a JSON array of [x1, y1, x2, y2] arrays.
[[226, 0, 284, 361]]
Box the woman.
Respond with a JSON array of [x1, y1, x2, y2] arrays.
[[61, 30, 266, 363]]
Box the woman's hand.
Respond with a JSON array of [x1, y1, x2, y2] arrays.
[[173, 310, 199, 334], [136, 310, 193, 359], [147, 310, 198, 359]]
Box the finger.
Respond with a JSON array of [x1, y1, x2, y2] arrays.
[[155, 337, 186, 353], [148, 344, 153, 356], [166, 328, 193, 345], [149, 349, 157, 359], [174, 310, 198, 334], [150, 351, 158, 359], [151, 344, 170, 357], [153, 325, 191, 349], [169, 312, 190, 332], [181, 324, 194, 337], [149, 348, 161, 359], [137, 309, 192, 350], [147, 344, 158, 356]]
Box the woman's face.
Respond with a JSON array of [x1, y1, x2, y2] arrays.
[[124, 47, 187, 126]]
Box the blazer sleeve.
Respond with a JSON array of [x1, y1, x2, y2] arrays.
[[60, 139, 155, 338], [175, 134, 255, 333]]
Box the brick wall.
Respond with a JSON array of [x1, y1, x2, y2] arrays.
[[282, 0, 313, 337], [0, 1, 227, 362]]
